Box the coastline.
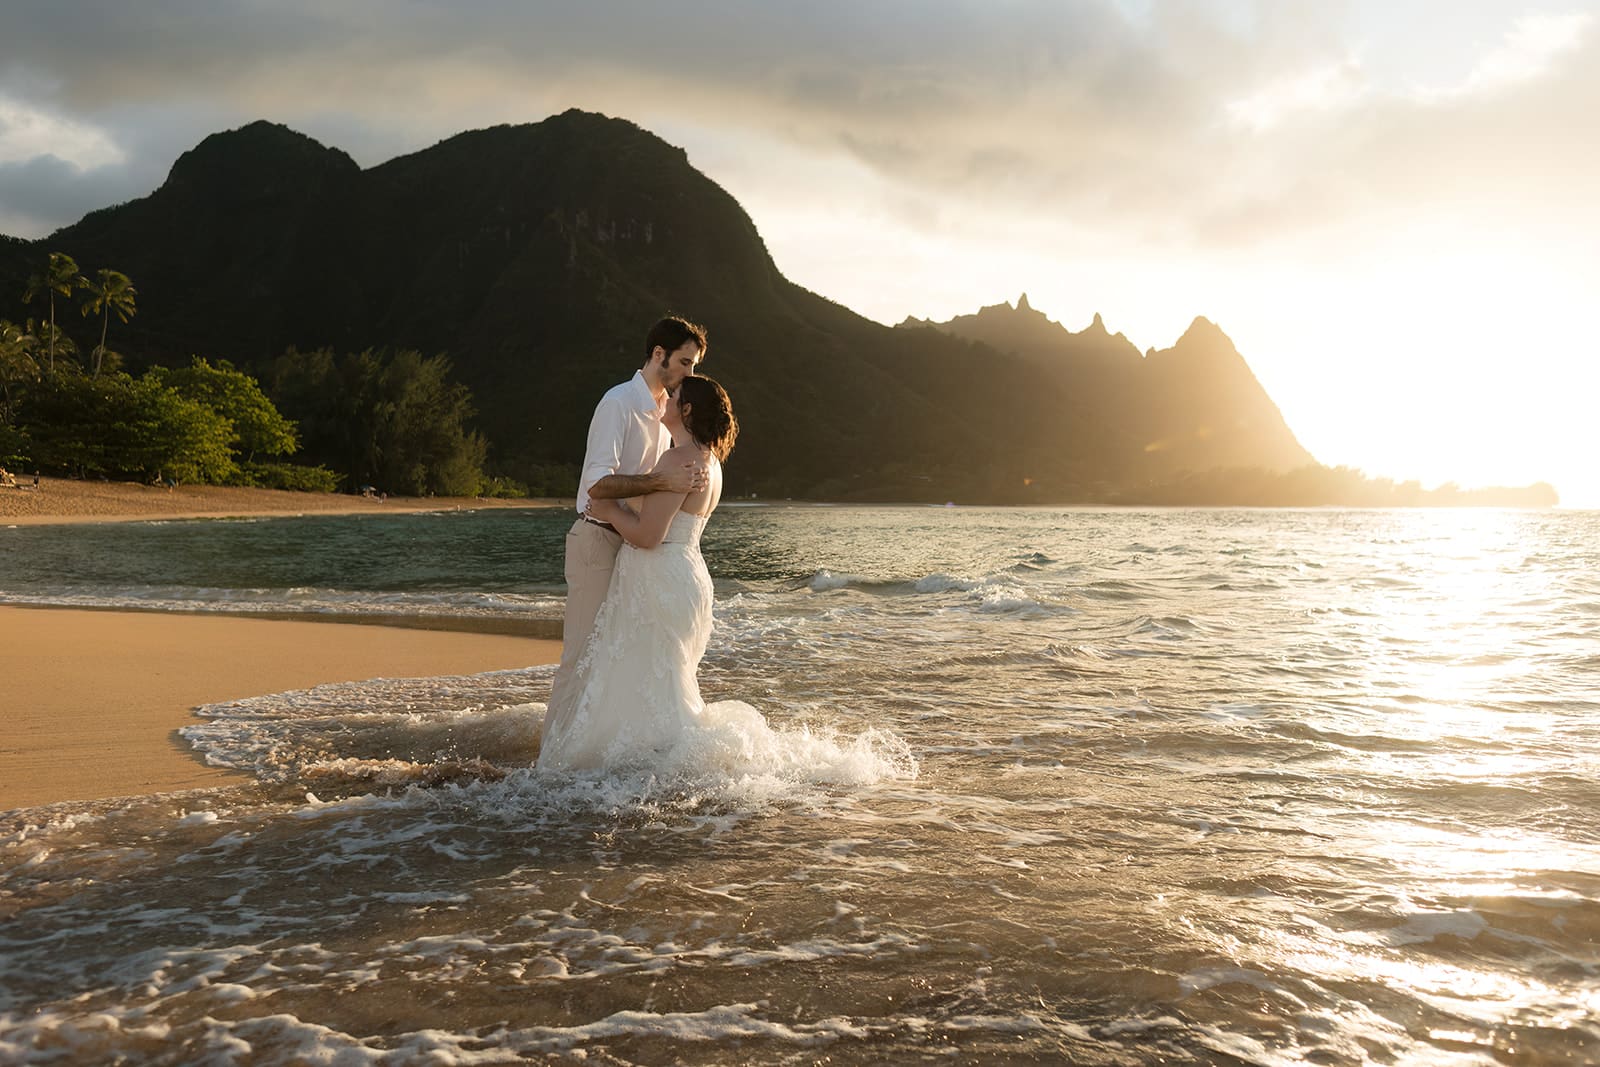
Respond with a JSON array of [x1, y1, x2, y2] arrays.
[[0, 606, 561, 812], [0, 475, 567, 526], [2, 478, 1576, 523], [8, 601, 565, 640]]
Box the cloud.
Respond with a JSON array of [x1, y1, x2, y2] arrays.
[[0, 154, 139, 237], [1452, 11, 1593, 96], [0, 0, 1592, 258], [1226, 61, 1368, 132], [0, 97, 125, 168]]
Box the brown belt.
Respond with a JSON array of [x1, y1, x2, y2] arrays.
[[580, 514, 617, 533]]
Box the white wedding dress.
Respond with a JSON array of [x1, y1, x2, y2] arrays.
[[538, 493, 770, 773]]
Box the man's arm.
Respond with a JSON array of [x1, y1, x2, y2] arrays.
[[578, 395, 629, 502], [589, 460, 706, 500]]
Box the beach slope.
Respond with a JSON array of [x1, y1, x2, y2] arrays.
[[0, 607, 558, 810]]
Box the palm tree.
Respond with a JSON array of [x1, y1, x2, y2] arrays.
[[26, 318, 78, 374], [22, 252, 84, 374], [79, 268, 137, 378], [0, 319, 39, 425]]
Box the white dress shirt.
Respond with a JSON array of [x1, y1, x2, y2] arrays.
[[576, 371, 671, 514]]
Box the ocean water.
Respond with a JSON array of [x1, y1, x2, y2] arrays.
[[2, 506, 1598, 1065]]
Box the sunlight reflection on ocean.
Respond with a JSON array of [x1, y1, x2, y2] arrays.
[[2, 506, 1597, 1064]]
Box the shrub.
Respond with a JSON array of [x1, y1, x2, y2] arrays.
[[235, 461, 342, 492], [475, 475, 528, 499]]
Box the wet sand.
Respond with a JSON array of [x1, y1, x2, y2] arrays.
[[0, 606, 560, 811]]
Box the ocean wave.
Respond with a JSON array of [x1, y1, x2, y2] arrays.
[[1075, 579, 1152, 601], [806, 569, 867, 592], [913, 573, 995, 593], [183, 669, 554, 783], [797, 570, 1071, 620], [180, 666, 916, 813], [803, 569, 1017, 595]]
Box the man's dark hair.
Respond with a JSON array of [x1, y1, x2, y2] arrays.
[[643, 316, 708, 364]]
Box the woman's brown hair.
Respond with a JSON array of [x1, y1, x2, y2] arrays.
[[676, 375, 738, 461]]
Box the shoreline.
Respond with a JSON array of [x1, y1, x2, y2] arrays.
[[0, 475, 567, 527], [2, 600, 564, 640], [0, 606, 561, 812], [1, 479, 1583, 525]]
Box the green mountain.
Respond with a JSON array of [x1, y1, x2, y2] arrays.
[[0, 110, 1316, 502]]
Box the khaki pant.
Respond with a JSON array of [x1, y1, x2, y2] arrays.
[[547, 518, 623, 722]]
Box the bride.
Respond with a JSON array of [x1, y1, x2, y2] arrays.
[[537, 374, 751, 772]]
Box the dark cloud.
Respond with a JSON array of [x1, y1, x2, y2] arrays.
[[0, 0, 1592, 252], [0, 155, 150, 238]]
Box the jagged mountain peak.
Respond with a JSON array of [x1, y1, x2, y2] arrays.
[[1175, 315, 1232, 351], [914, 295, 1313, 473], [966, 296, 1120, 340]]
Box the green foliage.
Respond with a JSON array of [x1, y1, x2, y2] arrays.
[[4, 350, 310, 488], [155, 357, 299, 460], [0, 422, 31, 469], [22, 252, 84, 373], [4, 260, 337, 492], [25, 252, 81, 303], [19, 371, 235, 483], [78, 268, 137, 377], [378, 349, 487, 496], [0, 318, 40, 424], [475, 475, 529, 499], [269, 347, 487, 496], [122, 376, 237, 484], [27, 319, 79, 374], [234, 460, 341, 492], [508, 463, 577, 498]]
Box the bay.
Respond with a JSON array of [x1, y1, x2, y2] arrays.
[[2, 506, 1597, 1064]]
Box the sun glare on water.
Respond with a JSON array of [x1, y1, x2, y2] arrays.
[[1335, 510, 1565, 785]]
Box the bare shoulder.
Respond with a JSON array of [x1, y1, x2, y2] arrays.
[[654, 444, 703, 468]]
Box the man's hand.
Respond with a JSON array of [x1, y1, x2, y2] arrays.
[[658, 460, 709, 495]]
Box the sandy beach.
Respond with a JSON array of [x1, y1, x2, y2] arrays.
[[0, 475, 565, 526], [0, 606, 560, 811]]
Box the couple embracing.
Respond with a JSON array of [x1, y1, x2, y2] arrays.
[[537, 316, 749, 772]]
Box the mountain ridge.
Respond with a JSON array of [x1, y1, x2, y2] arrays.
[[1, 110, 1316, 502], [901, 296, 1313, 474]]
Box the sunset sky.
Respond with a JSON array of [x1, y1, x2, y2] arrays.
[[2, 2, 1595, 503]]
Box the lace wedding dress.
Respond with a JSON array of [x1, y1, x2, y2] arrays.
[[538, 503, 767, 773]]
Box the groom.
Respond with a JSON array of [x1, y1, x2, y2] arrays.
[[547, 315, 710, 722]]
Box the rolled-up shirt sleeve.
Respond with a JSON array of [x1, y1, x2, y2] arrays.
[[577, 395, 628, 512]]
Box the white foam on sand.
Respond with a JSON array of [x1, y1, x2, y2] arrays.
[[181, 669, 555, 783], [180, 665, 917, 817]]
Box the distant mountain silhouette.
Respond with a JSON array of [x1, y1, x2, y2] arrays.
[[1, 111, 1319, 502], [901, 295, 1314, 475]]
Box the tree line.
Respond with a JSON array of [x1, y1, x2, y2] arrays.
[[1, 251, 515, 497]]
